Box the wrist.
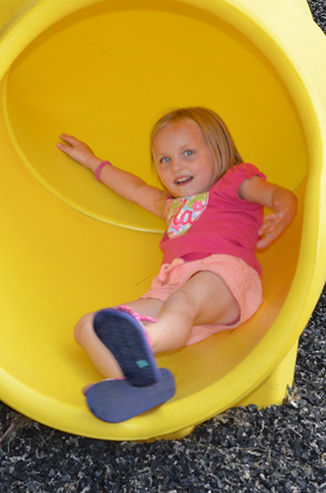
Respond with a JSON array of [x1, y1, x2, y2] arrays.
[[94, 161, 112, 182], [86, 156, 103, 173]]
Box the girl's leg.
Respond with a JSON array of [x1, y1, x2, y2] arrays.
[[74, 298, 163, 378], [75, 271, 239, 379], [146, 271, 240, 352]]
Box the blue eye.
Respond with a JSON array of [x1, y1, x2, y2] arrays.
[[184, 150, 194, 156], [160, 156, 170, 164]]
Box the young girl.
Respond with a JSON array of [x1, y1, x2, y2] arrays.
[[58, 107, 297, 423]]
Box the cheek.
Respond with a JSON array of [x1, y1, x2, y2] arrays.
[[158, 165, 168, 178], [207, 159, 219, 181], [157, 168, 170, 188]]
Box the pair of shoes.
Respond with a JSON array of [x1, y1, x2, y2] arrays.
[[86, 368, 175, 423], [85, 307, 176, 423]]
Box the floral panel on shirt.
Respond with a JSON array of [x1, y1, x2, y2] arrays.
[[165, 192, 209, 238]]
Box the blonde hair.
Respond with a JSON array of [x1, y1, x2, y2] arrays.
[[150, 107, 243, 187]]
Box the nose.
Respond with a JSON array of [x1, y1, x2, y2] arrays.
[[171, 157, 185, 172]]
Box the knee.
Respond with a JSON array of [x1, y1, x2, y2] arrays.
[[169, 289, 197, 315], [74, 312, 95, 346]]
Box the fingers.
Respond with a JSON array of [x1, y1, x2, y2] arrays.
[[58, 134, 73, 151], [58, 133, 79, 148], [258, 214, 281, 237], [57, 139, 77, 159], [257, 221, 277, 248], [57, 142, 70, 153], [257, 203, 293, 249], [274, 200, 289, 213], [60, 133, 76, 142], [256, 234, 273, 249], [57, 133, 97, 169]]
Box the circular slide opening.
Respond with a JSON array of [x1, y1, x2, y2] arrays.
[[2, 0, 323, 440]]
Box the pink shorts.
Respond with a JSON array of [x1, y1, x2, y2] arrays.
[[141, 254, 263, 346]]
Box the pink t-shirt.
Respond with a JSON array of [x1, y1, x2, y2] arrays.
[[160, 163, 266, 275]]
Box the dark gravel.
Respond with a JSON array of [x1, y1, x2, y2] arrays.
[[1, 1, 326, 492]]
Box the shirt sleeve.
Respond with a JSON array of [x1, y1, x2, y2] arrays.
[[212, 163, 266, 200]]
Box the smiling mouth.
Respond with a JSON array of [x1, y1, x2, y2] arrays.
[[175, 176, 193, 185]]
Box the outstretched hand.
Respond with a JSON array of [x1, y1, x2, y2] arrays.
[[57, 134, 101, 172], [257, 201, 294, 249]]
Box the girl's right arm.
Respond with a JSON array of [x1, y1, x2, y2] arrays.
[[57, 134, 166, 218]]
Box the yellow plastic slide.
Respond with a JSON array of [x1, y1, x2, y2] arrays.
[[0, 0, 325, 440]]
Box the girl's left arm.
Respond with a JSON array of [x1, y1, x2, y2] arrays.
[[238, 176, 298, 249]]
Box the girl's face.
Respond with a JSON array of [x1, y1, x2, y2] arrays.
[[153, 121, 218, 198]]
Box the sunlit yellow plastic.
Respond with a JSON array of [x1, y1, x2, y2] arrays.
[[0, 0, 325, 441]]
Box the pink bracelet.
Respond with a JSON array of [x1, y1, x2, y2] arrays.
[[94, 161, 112, 182]]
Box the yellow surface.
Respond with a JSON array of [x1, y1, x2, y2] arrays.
[[0, 0, 325, 440]]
